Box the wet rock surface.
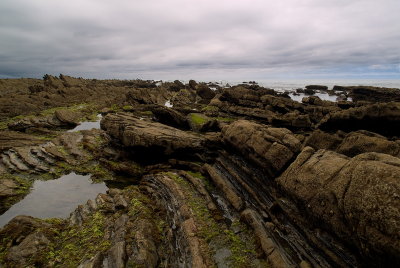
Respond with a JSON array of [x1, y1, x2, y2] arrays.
[[0, 77, 399, 267]]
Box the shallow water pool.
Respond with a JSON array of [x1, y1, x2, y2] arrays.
[[68, 114, 102, 132], [289, 92, 342, 102], [0, 172, 108, 227], [164, 100, 173, 107]]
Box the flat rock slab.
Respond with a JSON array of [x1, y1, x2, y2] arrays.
[[0, 131, 43, 152]]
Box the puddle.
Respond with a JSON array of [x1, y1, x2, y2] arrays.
[[289, 92, 343, 102], [164, 100, 173, 108], [68, 114, 102, 132], [0, 172, 108, 227]]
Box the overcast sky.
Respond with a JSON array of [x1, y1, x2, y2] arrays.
[[0, 0, 399, 80]]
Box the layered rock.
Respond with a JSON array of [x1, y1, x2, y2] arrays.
[[0, 129, 106, 174], [1, 76, 399, 268], [304, 129, 400, 157], [346, 86, 400, 103], [271, 112, 313, 129], [303, 129, 344, 151], [318, 102, 400, 136], [277, 147, 400, 265], [337, 130, 400, 157], [101, 113, 205, 154], [149, 105, 190, 130], [203, 150, 355, 267], [195, 83, 216, 101], [126, 87, 173, 105], [7, 109, 81, 132], [0, 188, 163, 268], [222, 120, 301, 176], [0, 131, 43, 152], [305, 85, 328, 92]]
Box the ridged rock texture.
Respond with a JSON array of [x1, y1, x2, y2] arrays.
[[0, 77, 399, 267]]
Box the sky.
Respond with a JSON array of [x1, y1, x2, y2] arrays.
[[0, 0, 399, 81]]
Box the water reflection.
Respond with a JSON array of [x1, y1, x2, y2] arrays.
[[289, 92, 341, 102], [164, 100, 173, 107], [0, 172, 108, 227], [68, 114, 102, 132]]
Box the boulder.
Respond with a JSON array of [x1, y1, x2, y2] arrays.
[[303, 130, 343, 151], [54, 109, 80, 125], [347, 86, 400, 103], [220, 87, 275, 107], [7, 231, 51, 262], [170, 88, 197, 107], [187, 113, 211, 132], [318, 102, 400, 136], [150, 105, 190, 129], [196, 84, 216, 100], [172, 80, 185, 91], [337, 130, 400, 157], [8, 111, 79, 131], [260, 94, 303, 113], [304, 88, 315, 95], [188, 80, 198, 90], [222, 120, 301, 176], [277, 147, 400, 264], [101, 113, 205, 154], [0, 215, 49, 244], [126, 87, 173, 105], [332, 85, 346, 91], [305, 85, 328, 91], [0, 178, 25, 200], [271, 112, 312, 129], [302, 96, 335, 107], [212, 97, 276, 121]]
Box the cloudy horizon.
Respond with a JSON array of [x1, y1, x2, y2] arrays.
[[1, 0, 399, 80]]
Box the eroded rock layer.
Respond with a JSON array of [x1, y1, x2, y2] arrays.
[[0, 77, 399, 267]]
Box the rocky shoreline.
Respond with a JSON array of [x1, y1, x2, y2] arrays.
[[0, 75, 399, 267]]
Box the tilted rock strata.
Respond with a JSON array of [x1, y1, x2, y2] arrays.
[[347, 86, 400, 103], [222, 120, 301, 176], [277, 147, 400, 263], [318, 102, 400, 136], [304, 129, 400, 157], [0, 131, 43, 152], [1, 77, 400, 267], [337, 131, 400, 157], [101, 113, 205, 154]]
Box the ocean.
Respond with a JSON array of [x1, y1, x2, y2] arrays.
[[205, 79, 400, 102], [211, 79, 400, 92]]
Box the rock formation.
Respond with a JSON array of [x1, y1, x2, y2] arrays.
[[0, 76, 399, 267]]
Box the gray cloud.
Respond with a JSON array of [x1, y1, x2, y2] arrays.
[[0, 0, 399, 80]]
